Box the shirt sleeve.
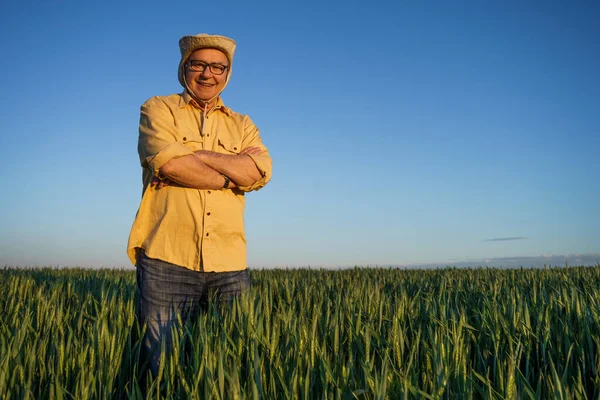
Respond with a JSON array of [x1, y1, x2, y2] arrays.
[[138, 97, 194, 176], [237, 115, 272, 192]]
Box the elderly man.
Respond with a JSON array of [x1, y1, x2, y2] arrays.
[[127, 33, 272, 376]]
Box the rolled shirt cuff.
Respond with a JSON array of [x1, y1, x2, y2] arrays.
[[237, 153, 272, 192], [145, 142, 195, 176]]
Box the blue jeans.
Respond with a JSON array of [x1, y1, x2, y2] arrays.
[[135, 252, 250, 376]]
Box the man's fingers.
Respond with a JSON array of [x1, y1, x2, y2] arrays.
[[153, 177, 171, 189], [240, 146, 263, 155]]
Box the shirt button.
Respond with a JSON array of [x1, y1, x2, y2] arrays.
[[207, 212, 211, 216], [183, 137, 187, 141], [207, 191, 211, 194], [234, 147, 237, 150], [206, 233, 210, 237], [206, 134, 210, 137]]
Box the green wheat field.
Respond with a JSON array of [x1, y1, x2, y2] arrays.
[[1, 265, 599, 399]]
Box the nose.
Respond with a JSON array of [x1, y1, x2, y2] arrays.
[[200, 66, 213, 78]]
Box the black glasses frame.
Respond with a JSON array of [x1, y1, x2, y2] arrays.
[[186, 60, 229, 75]]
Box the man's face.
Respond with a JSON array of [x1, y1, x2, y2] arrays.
[[185, 48, 229, 103]]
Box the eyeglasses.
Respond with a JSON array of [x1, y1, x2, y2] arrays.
[[186, 60, 229, 75]]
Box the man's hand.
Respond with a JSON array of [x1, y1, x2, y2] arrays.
[[239, 146, 264, 156], [195, 146, 263, 159], [152, 176, 171, 189]]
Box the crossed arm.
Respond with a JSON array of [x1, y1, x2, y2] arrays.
[[155, 146, 264, 190]]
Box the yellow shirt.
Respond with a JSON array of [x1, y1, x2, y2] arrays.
[[127, 92, 272, 272]]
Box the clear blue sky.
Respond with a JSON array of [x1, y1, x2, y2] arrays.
[[1, 0, 598, 268]]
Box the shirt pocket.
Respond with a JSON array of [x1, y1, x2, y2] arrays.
[[184, 137, 204, 152], [217, 137, 242, 155], [179, 126, 204, 151]]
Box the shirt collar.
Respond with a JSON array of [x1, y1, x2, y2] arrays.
[[179, 91, 231, 116]]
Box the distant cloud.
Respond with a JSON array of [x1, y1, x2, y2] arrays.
[[393, 253, 600, 269], [484, 236, 527, 242]]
